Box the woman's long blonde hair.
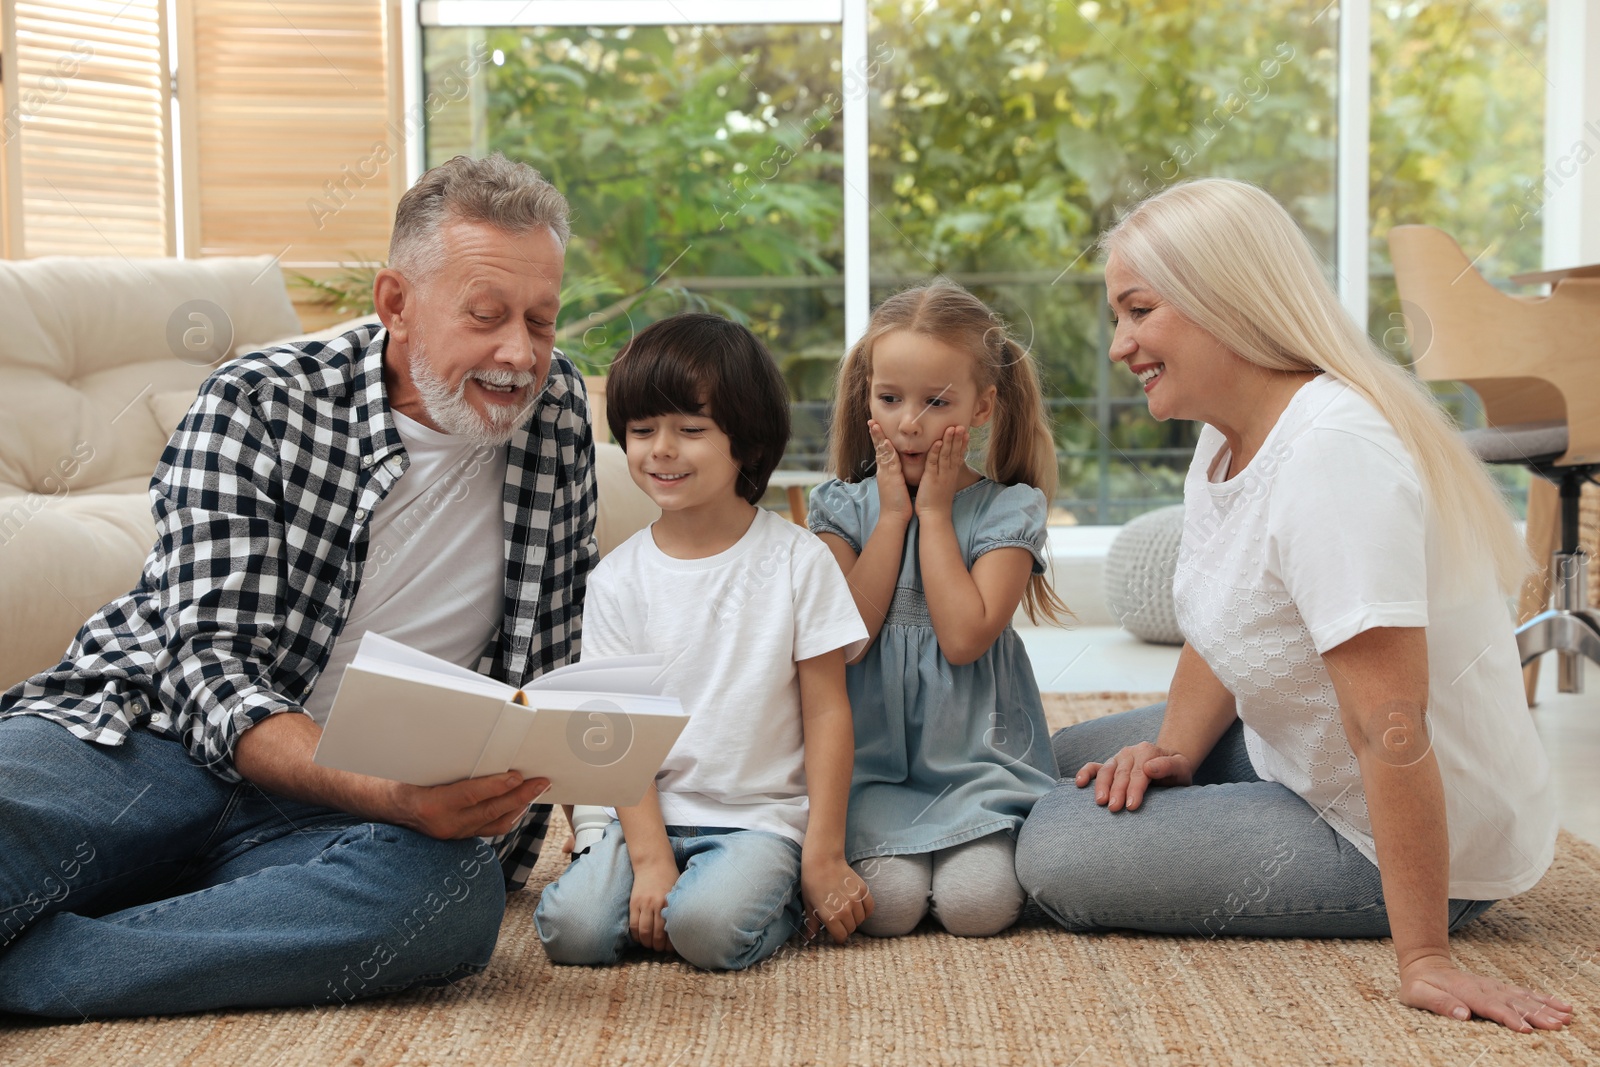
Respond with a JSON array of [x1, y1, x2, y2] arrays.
[[1103, 178, 1529, 595], [827, 281, 1072, 624]]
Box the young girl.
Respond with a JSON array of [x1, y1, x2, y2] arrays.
[[809, 281, 1071, 938], [534, 313, 873, 971]]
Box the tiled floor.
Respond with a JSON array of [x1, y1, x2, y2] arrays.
[[1019, 624, 1600, 847], [1018, 623, 1180, 694], [1527, 664, 1600, 847]]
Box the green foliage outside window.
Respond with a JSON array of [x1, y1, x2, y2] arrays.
[[427, 24, 848, 381], [423, 0, 1544, 522]]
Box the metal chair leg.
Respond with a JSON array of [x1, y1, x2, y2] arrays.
[[1517, 609, 1600, 680], [1516, 546, 1600, 692]]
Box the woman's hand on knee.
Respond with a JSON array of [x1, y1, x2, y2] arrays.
[[1075, 743, 1194, 812], [1400, 955, 1572, 1032]]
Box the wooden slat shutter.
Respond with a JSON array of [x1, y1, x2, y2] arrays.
[[1, 0, 175, 258], [176, 0, 405, 267]]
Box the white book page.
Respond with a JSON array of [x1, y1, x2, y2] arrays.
[[524, 666, 668, 697], [524, 654, 668, 696], [313, 665, 513, 786], [361, 659, 512, 701], [352, 632, 505, 692], [563, 667, 666, 696], [519, 691, 682, 715], [540, 653, 663, 677]]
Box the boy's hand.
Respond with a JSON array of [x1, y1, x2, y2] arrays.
[[915, 425, 968, 520], [868, 420, 913, 524], [629, 854, 679, 953], [801, 854, 874, 943]]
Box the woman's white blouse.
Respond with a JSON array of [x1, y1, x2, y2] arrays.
[[1173, 374, 1556, 899]]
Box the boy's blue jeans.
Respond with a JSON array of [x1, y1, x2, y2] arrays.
[[1015, 703, 1496, 938], [534, 820, 804, 971], [0, 716, 507, 1017]]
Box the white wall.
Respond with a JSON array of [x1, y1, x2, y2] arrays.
[[1543, 0, 1600, 268]]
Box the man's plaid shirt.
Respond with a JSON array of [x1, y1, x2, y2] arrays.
[[0, 323, 597, 890]]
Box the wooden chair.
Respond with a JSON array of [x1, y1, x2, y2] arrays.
[[1388, 224, 1600, 700]]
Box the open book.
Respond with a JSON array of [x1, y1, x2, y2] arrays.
[[312, 633, 687, 806]]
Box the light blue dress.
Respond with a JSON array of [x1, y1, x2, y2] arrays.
[[809, 476, 1060, 863]]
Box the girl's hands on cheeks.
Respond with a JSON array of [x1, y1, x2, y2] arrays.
[[914, 425, 968, 521], [868, 420, 913, 524], [1400, 955, 1572, 1032], [628, 855, 679, 953]]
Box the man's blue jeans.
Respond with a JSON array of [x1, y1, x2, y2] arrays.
[[1015, 704, 1495, 938], [0, 716, 507, 1017], [534, 820, 804, 971]]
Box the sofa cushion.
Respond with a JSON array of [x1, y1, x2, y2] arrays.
[[593, 441, 658, 558], [0, 493, 156, 688], [0, 255, 302, 496], [147, 389, 201, 439]]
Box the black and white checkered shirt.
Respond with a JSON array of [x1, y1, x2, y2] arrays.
[[0, 323, 596, 890]]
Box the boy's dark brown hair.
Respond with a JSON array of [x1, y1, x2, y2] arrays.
[[605, 313, 791, 505]]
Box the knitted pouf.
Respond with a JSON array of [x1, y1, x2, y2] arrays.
[[1102, 504, 1185, 645]]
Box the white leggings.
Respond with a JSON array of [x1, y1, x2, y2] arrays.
[[851, 832, 1025, 938]]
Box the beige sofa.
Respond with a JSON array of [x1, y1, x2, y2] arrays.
[[0, 255, 656, 690]]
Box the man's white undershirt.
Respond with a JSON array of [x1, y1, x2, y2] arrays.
[[301, 408, 507, 725]]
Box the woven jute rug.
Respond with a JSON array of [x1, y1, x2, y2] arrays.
[[2, 691, 1596, 1066]]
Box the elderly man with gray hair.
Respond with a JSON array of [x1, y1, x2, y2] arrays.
[[0, 155, 595, 1016]]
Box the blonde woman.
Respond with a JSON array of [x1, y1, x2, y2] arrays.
[[1014, 179, 1571, 1033]]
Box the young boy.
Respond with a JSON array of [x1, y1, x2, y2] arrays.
[[533, 314, 873, 970]]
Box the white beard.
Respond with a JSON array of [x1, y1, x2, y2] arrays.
[[408, 337, 538, 448]]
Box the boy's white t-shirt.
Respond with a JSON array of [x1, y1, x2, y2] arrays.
[[581, 507, 869, 845], [1173, 374, 1557, 899], [302, 409, 506, 725]]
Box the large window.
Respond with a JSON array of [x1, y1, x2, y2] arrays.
[[1369, 0, 1546, 516], [866, 0, 1336, 522], [417, 0, 1544, 522]]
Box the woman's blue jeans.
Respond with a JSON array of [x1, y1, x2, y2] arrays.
[[1015, 703, 1494, 938], [534, 820, 804, 971], [0, 716, 508, 1017]]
